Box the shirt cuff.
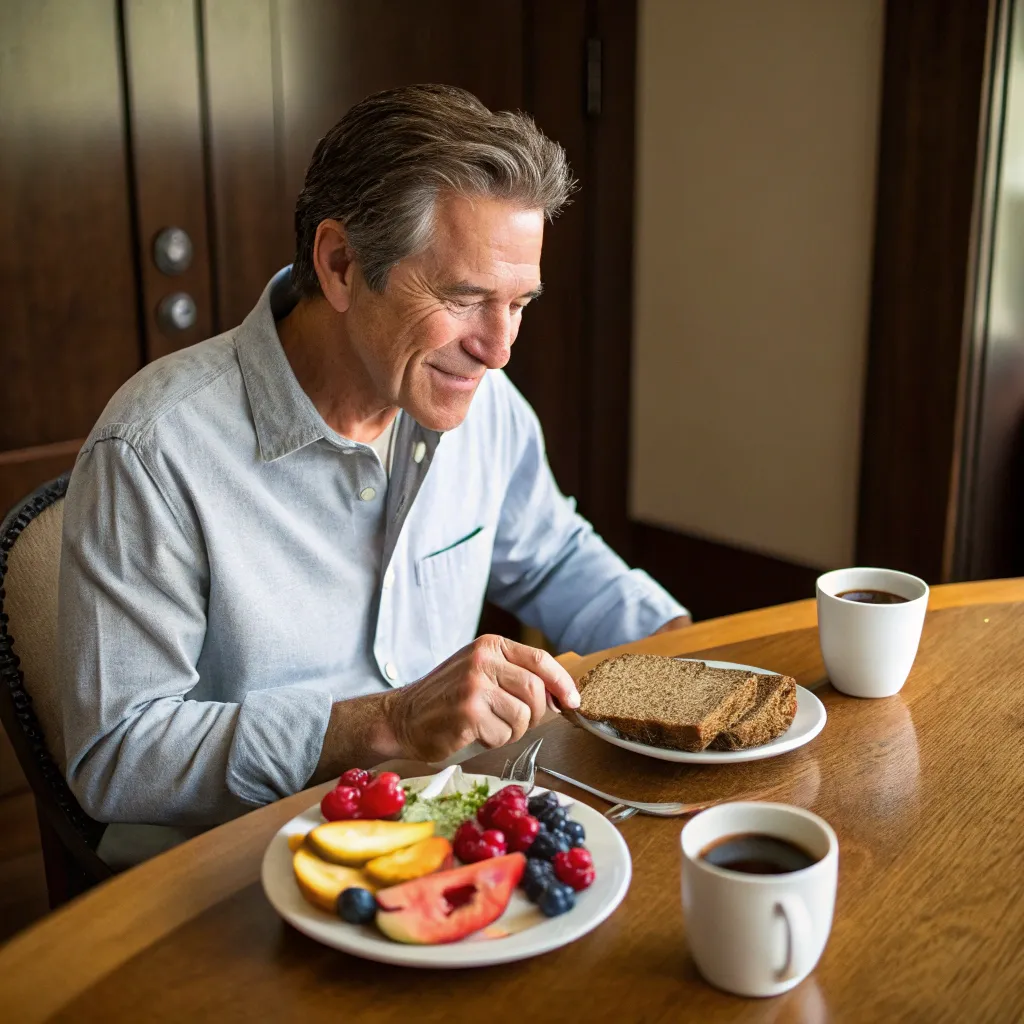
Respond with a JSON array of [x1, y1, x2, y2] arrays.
[[226, 685, 333, 806]]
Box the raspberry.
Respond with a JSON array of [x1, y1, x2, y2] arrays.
[[454, 819, 506, 862], [490, 805, 541, 853], [553, 847, 595, 891], [358, 771, 406, 819], [320, 785, 362, 821], [477, 785, 528, 829], [339, 768, 372, 789]]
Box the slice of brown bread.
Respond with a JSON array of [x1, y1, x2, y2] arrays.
[[575, 655, 758, 752], [710, 673, 797, 750]]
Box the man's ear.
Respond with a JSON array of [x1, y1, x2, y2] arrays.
[[313, 219, 357, 313]]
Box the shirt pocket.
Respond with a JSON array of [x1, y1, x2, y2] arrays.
[[415, 526, 493, 663]]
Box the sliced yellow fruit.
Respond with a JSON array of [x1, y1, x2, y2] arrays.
[[292, 844, 378, 914], [287, 832, 308, 853], [364, 836, 453, 886], [307, 819, 435, 867]]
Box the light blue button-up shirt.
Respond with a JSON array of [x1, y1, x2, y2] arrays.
[[57, 270, 687, 827]]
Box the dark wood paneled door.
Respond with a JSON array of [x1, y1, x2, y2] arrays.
[[0, 0, 144, 517], [198, 0, 593, 500]]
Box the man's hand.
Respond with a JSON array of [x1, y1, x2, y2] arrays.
[[652, 614, 693, 636], [382, 635, 580, 762], [311, 635, 580, 782]]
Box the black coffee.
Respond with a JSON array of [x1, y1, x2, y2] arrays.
[[836, 588, 907, 605], [700, 833, 817, 875]]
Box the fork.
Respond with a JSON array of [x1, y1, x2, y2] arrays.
[[500, 738, 544, 792], [538, 765, 720, 819], [500, 739, 638, 823]]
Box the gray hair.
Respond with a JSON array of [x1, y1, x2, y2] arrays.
[[291, 84, 575, 295]]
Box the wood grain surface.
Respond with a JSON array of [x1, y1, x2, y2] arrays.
[[1, 582, 1021, 1022]]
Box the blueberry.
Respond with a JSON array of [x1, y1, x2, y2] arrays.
[[525, 876, 553, 901], [528, 791, 559, 817], [557, 820, 586, 846], [523, 857, 554, 883], [537, 880, 576, 918], [522, 857, 552, 881], [527, 830, 571, 861], [521, 858, 555, 900], [538, 806, 568, 832], [337, 887, 377, 925]]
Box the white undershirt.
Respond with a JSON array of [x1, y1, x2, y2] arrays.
[[366, 413, 399, 478]]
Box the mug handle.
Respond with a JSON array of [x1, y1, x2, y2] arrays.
[[773, 894, 814, 982]]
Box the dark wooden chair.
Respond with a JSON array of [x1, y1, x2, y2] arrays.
[[0, 474, 112, 907]]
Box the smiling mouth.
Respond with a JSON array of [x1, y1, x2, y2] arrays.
[[427, 365, 483, 386]]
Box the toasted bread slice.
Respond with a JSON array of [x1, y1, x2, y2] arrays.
[[711, 673, 797, 750], [575, 655, 758, 752]]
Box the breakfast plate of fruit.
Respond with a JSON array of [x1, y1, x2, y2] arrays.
[[572, 656, 826, 764], [260, 765, 632, 968]]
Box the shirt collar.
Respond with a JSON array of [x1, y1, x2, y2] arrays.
[[236, 268, 443, 464], [234, 268, 338, 462]]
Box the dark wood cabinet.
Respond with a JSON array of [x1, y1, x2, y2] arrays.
[[0, 0, 143, 514]]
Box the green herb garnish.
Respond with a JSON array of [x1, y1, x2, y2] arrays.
[[400, 781, 491, 839]]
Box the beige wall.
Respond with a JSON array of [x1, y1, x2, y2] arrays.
[[630, 0, 884, 569]]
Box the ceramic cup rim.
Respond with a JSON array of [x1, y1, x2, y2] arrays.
[[680, 801, 838, 885], [816, 566, 929, 608]]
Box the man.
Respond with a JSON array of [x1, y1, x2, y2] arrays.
[[58, 85, 689, 846]]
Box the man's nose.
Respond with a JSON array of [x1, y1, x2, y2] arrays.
[[465, 306, 514, 369]]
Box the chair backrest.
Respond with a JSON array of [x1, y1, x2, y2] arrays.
[[0, 474, 109, 874]]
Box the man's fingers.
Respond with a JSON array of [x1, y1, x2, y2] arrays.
[[500, 638, 581, 709], [474, 694, 518, 749], [484, 685, 533, 744], [491, 663, 548, 729]]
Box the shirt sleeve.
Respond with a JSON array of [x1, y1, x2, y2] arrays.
[[486, 377, 689, 655], [58, 435, 332, 825]]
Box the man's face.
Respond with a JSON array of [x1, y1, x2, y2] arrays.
[[345, 194, 544, 431]]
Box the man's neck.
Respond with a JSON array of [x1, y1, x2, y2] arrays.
[[276, 296, 397, 443]]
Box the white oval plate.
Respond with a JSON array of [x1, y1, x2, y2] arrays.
[[261, 774, 631, 969], [575, 659, 826, 764]]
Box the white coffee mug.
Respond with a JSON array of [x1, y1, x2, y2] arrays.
[[816, 567, 929, 698], [681, 802, 838, 998]]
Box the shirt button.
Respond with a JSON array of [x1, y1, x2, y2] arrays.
[[385, 661, 399, 681], [383, 566, 396, 589], [359, 487, 376, 502], [413, 441, 427, 464]]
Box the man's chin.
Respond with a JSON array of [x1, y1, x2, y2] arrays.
[[404, 393, 475, 432], [405, 373, 481, 431], [414, 404, 472, 432]]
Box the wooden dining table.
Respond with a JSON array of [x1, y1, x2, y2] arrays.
[[1, 579, 1022, 1022]]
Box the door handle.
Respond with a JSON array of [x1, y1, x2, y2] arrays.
[[157, 292, 198, 333], [153, 226, 193, 275]]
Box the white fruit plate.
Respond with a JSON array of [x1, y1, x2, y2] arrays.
[[261, 771, 632, 968], [574, 659, 827, 764]]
